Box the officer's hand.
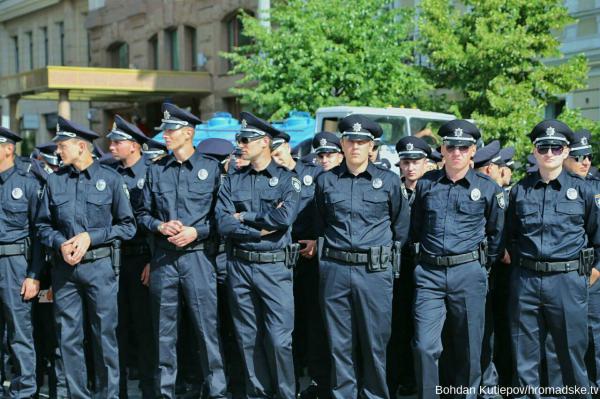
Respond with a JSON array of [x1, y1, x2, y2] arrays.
[[299, 240, 317, 259], [60, 242, 76, 264], [141, 264, 150, 286], [168, 226, 198, 247], [591, 268, 600, 287], [21, 278, 40, 301], [47, 287, 53, 302], [260, 229, 275, 236], [501, 250, 511, 265], [65, 232, 92, 265], [159, 220, 183, 236]]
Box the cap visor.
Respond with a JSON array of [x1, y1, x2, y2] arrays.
[[399, 154, 427, 160], [106, 132, 131, 141], [443, 140, 474, 147], [342, 134, 373, 141], [534, 139, 567, 146]]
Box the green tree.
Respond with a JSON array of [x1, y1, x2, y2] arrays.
[[223, 0, 432, 119], [418, 0, 590, 161]]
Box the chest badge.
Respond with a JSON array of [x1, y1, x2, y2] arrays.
[[136, 178, 145, 189], [269, 176, 279, 187], [372, 178, 383, 189], [96, 179, 106, 191], [566, 188, 578, 200], [303, 175, 313, 186], [197, 169, 208, 181], [11, 187, 23, 200], [470, 188, 481, 201]]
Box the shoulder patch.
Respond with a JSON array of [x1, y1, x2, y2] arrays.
[[595, 194, 600, 209], [496, 192, 506, 210], [291, 177, 301, 193]]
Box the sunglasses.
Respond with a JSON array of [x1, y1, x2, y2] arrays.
[[446, 145, 470, 153], [570, 154, 593, 163], [236, 135, 262, 145], [536, 145, 564, 155]]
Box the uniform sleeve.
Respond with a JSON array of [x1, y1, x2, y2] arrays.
[[243, 174, 301, 231], [503, 186, 518, 258], [409, 179, 425, 245], [87, 174, 136, 246], [582, 182, 600, 271], [35, 183, 68, 251], [485, 183, 506, 263], [389, 176, 410, 245], [27, 178, 43, 279], [136, 167, 162, 234], [313, 176, 326, 238], [215, 174, 261, 241]]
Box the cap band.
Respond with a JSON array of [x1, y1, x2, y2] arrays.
[[398, 150, 427, 158], [107, 129, 134, 140], [341, 131, 374, 139], [239, 128, 267, 137], [56, 131, 77, 138], [533, 136, 569, 145], [570, 145, 592, 152], [442, 136, 476, 143], [315, 144, 341, 153]]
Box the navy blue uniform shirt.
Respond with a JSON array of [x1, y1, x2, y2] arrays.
[[411, 168, 505, 261], [314, 162, 409, 251], [36, 160, 136, 251], [137, 151, 221, 241], [0, 163, 43, 279], [215, 161, 301, 251], [291, 159, 322, 240], [506, 169, 600, 268]]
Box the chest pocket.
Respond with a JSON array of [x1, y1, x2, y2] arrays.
[[555, 200, 585, 225], [2, 200, 28, 227], [301, 184, 315, 198], [86, 192, 112, 228], [232, 190, 252, 212], [152, 182, 175, 211], [516, 202, 539, 229], [457, 200, 486, 216], [362, 191, 388, 217], [51, 194, 71, 222], [324, 192, 346, 218], [260, 190, 281, 213]]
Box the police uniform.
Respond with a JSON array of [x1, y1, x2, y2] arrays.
[[137, 103, 226, 399], [0, 127, 42, 398], [506, 120, 600, 397], [105, 115, 155, 399], [314, 115, 410, 399], [410, 120, 505, 399], [35, 117, 136, 398], [215, 112, 301, 399], [387, 136, 431, 397]]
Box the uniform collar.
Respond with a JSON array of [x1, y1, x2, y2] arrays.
[[438, 167, 476, 187], [165, 150, 202, 169], [339, 161, 377, 179], [0, 165, 16, 184], [118, 156, 146, 178], [532, 168, 567, 189], [250, 160, 279, 178], [68, 160, 100, 178]]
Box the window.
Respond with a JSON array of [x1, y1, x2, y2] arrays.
[[165, 27, 179, 70], [226, 12, 252, 70], [107, 42, 129, 68], [184, 26, 197, 71], [12, 36, 19, 73], [57, 22, 65, 65], [26, 31, 33, 70], [41, 27, 48, 66], [148, 34, 158, 69]]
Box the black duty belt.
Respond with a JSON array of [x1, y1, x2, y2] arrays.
[[81, 246, 111, 263], [0, 241, 27, 257], [323, 248, 368, 264], [419, 250, 479, 267], [519, 258, 580, 273], [155, 238, 207, 252], [232, 248, 286, 263]]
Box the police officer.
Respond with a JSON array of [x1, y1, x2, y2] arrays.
[[215, 112, 301, 399], [387, 136, 431, 398], [0, 127, 42, 398], [35, 117, 136, 398], [137, 103, 226, 399], [312, 132, 343, 171], [270, 130, 328, 398], [498, 147, 516, 196], [410, 120, 505, 399], [314, 115, 409, 399], [506, 120, 600, 397], [105, 115, 155, 399]]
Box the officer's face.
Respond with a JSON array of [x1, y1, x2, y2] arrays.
[[271, 143, 292, 166], [317, 152, 343, 171], [238, 136, 268, 161], [368, 145, 380, 162], [441, 144, 475, 171], [564, 154, 592, 177], [0, 143, 15, 164], [56, 139, 85, 165], [109, 140, 138, 161], [399, 158, 427, 183], [534, 144, 568, 170], [163, 126, 193, 151], [341, 138, 373, 165]]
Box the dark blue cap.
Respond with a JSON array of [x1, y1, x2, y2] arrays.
[[569, 129, 592, 156], [93, 143, 106, 159], [53, 116, 99, 142], [312, 132, 341, 154], [338, 115, 382, 141], [526, 153, 538, 173], [0, 127, 22, 144], [301, 152, 318, 165], [429, 149, 442, 163], [374, 158, 391, 169], [528, 120, 574, 146], [156, 103, 202, 131], [142, 138, 168, 159], [473, 140, 502, 169], [238, 111, 282, 139], [439, 120, 480, 146], [396, 136, 431, 160], [35, 142, 59, 166], [197, 138, 235, 161], [499, 147, 515, 168], [107, 115, 149, 144], [271, 131, 291, 151]]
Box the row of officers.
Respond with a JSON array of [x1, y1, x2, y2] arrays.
[[0, 102, 600, 399]]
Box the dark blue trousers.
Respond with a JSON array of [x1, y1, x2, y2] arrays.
[[0, 255, 37, 398], [149, 248, 226, 399], [52, 257, 119, 399], [319, 258, 393, 399], [587, 282, 600, 390], [226, 258, 295, 399], [509, 267, 590, 399], [412, 261, 487, 399], [480, 268, 499, 398]]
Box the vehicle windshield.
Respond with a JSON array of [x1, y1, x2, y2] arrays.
[[409, 117, 449, 147]]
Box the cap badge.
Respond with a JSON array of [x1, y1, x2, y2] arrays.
[[546, 126, 556, 136], [470, 188, 481, 201], [582, 137, 588, 145], [112, 122, 117, 130], [197, 169, 208, 181], [567, 188, 578, 200], [241, 119, 248, 128], [142, 143, 149, 151], [11, 187, 23, 200], [372, 178, 383, 189], [454, 128, 464, 137], [303, 175, 313, 186], [137, 178, 145, 189], [269, 176, 279, 187], [319, 138, 327, 147], [352, 122, 362, 132], [56, 122, 60, 131], [163, 110, 171, 120], [406, 143, 414, 151], [96, 179, 107, 191]]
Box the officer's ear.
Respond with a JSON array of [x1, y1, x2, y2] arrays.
[[0, 143, 15, 156]]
